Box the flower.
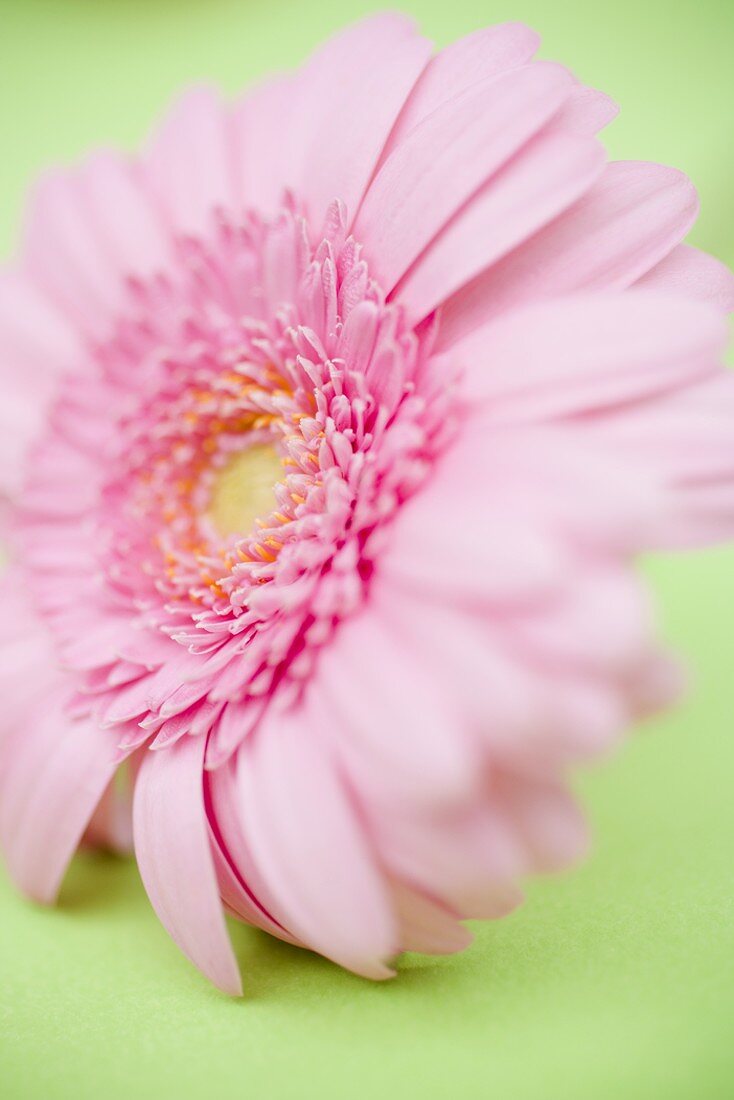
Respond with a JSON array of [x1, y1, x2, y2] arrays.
[[1, 14, 733, 996]]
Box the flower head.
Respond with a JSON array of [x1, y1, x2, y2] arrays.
[[1, 14, 733, 994]]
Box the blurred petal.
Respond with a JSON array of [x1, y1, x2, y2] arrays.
[[1, 706, 123, 903], [355, 62, 573, 292], [439, 160, 699, 347], [236, 700, 397, 978], [133, 735, 242, 995], [635, 243, 734, 312]]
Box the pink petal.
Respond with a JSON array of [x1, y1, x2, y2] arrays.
[[207, 819, 299, 945], [446, 421, 669, 554], [569, 372, 734, 547], [22, 171, 127, 332], [511, 567, 654, 675], [370, 797, 526, 920], [76, 151, 171, 277], [373, 577, 627, 768], [206, 760, 302, 945], [0, 271, 85, 384], [635, 243, 734, 312], [380, 441, 567, 607], [0, 390, 42, 495], [313, 608, 483, 807], [0, 706, 124, 903], [83, 771, 133, 853], [394, 129, 605, 322], [497, 774, 590, 873], [438, 160, 699, 348], [355, 62, 573, 294], [544, 83, 619, 136], [386, 22, 540, 150], [232, 75, 301, 217], [392, 880, 473, 955], [236, 699, 397, 979], [298, 13, 432, 226], [133, 735, 242, 995], [455, 291, 726, 418], [144, 86, 236, 237]]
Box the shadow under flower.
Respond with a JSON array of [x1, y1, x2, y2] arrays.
[[57, 850, 141, 914], [226, 917, 473, 1004]]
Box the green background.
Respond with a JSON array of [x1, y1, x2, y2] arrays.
[[1, 1, 733, 1097]]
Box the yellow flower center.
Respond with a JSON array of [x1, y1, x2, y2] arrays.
[[208, 443, 282, 538]]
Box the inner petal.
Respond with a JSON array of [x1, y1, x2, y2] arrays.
[[208, 443, 282, 538]]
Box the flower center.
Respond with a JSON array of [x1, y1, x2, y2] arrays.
[[25, 200, 460, 762], [207, 443, 283, 539]]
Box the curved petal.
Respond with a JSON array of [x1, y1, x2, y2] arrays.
[[544, 84, 618, 136], [144, 85, 237, 236], [236, 699, 398, 978], [22, 170, 126, 332], [385, 22, 540, 150], [233, 74, 302, 217], [392, 880, 473, 955], [394, 129, 605, 322], [0, 705, 124, 903], [133, 735, 242, 995], [297, 13, 432, 226], [635, 243, 734, 312], [568, 372, 734, 547], [313, 607, 483, 807], [75, 151, 171, 277], [368, 796, 527, 920], [454, 291, 726, 419], [372, 576, 628, 769], [438, 160, 699, 348], [206, 760, 302, 945], [354, 62, 573, 293], [83, 771, 134, 853]]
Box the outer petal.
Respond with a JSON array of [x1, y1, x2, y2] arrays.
[[372, 576, 629, 769], [438, 160, 699, 348], [454, 291, 727, 418], [368, 796, 527, 920], [297, 13, 432, 227], [544, 84, 619, 136], [144, 86, 237, 236], [313, 607, 484, 806], [380, 477, 566, 609], [566, 372, 734, 546], [133, 735, 242, 995], [354, 62, 573, 293], [83, 774, 133, 853], [635, 243, 734, 312], [385, 22, 540, 149], [393, 130, 605, 322], [0, 705, 124, 903], [236, 699, 398, 979], [74, 152, 171, 278], [233, 74, 302, 217], [21, 156, 169, 337], [206, 759, 303, 945], [392, 881, 473, 955], [0, 271, 85, 386], [0, 575, 59, 750], [22, 171, 126, 329]]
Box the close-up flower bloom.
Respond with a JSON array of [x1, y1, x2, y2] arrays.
[[1, 12, 733, 996]]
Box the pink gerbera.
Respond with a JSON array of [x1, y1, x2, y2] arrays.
[[1, 14, 733, 995]]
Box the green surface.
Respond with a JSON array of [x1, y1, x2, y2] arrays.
[[1, 1, 733, 1097]]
